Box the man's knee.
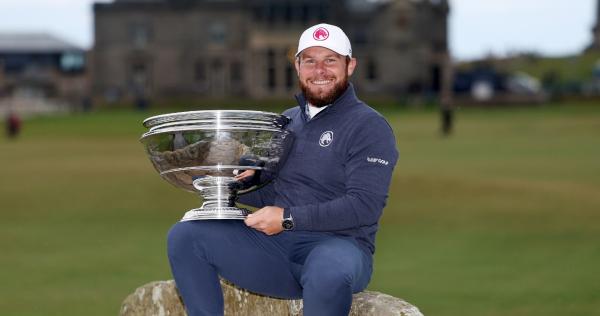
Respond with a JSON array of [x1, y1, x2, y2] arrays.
[[301, 239, 368, 289], [168, 221, 219, 254], [305, 263, 355, 290], [167, 221, 195, 256], [167, 220, 247, 255]]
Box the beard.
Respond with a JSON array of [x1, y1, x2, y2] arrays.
[[299, 73, 349, 107]]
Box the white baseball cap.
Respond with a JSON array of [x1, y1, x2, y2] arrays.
[[295, 23, 352, 58]]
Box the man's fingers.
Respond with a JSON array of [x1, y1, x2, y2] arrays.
[[244, 207, 283, 235], [244, 213, 258, 226], [245, 211, 264, 226], [234, 170, 255, 180]]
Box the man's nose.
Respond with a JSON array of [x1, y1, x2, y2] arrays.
[[314, 61, 327, 74]]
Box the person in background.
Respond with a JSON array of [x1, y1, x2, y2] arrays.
[[6, 110, 22, 139]]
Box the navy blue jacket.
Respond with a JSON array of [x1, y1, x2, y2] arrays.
[[239, 84, 399, 254]]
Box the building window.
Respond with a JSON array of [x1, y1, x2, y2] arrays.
[[253, 5, 262, 21], [231, 61, 243, 83], [60, 52, 85, 73], [268, 68, 276, 90], [266, 4, 277, 24], [430, 65, 442, 93], [301, 5, 310, 23], [433, 40, 448, 53], [130, 62, 149, 95], [367, 58, 378, 81], [131, 22, 152, 49], [353, 29, 368, 46], [267, 49, 276, 90], [212, 59, 223, 71], [397, 14, 409, 29], [285, 63, 294, 90], [2, 55, 26, 74], [195, 61, 206, 82], [209, 22, 227, 45], [284, 3, 293, 23], [318, 3, 329, 20]]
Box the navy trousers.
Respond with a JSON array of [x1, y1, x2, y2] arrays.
[[167, 220, 372, 316]]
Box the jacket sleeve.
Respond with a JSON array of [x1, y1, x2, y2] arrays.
[[237, 181, 277, 208], [289, 115, 399, 231]]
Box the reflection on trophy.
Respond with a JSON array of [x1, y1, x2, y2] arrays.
[[140, 110, 290, 221]]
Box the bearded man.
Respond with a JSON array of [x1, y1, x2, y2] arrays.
[[167, 23, 399, 316]]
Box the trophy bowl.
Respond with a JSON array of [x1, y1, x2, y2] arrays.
[[140, 110, 290, 221]]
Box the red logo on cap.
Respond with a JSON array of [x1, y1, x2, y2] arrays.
[[313, 27, 329, 41]]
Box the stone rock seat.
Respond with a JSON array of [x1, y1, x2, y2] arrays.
[[120, 279, 424, 316]]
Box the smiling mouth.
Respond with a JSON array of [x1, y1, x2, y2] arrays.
[[310, 79, 333, 85]]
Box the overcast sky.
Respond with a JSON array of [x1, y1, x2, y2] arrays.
[[0, 0, 596, 60]]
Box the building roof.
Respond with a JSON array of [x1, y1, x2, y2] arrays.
[[0, 33, 83, 54]]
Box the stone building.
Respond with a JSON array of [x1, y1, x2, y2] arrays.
[[587, 0, 600, 52], [92, 0, 449, 101], [0, 33, 87, 101]]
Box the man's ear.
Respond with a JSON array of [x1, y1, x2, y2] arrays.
[[347, 58, 357, 77]]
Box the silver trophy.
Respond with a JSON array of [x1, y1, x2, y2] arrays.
[[140, 110, 290, 221]]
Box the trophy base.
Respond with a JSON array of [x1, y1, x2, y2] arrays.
[[181, 207, 250, 221]]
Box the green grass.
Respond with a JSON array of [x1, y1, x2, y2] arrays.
[[1, 103, 599, 315]]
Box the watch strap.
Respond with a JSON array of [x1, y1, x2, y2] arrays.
[[283, 207, 292, 219]]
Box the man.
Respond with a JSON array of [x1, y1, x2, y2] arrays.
[[167, 23, 399, 316]]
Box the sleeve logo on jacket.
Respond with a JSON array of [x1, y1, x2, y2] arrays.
[[367, 157, 389, 166], [319, 131, 333, 147]]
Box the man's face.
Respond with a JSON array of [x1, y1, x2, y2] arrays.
[[295, 46, 357, 107]]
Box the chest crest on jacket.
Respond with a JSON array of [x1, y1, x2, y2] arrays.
[[319, 131, 333, 147]]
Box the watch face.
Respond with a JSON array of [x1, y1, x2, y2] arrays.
[[282, 219, 294, 230]]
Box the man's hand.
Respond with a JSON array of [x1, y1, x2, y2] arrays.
[[244, 206, 284, 235], [233, 169, 255, 181]]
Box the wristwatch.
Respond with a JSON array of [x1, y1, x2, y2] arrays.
[[282, 209, 294, 230]]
